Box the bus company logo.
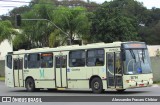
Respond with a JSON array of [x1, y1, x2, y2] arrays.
[[2, 97, 11, 102], [1, 97, 43, 102]]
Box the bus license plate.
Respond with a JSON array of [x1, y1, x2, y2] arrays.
[[139, 84, 144, 87]]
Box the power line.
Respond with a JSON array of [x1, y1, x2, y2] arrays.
[[0, 0, 99, 7], [0, 0, 99, 10], [0, 6, 17, 7], [0, 0, 30, 3]]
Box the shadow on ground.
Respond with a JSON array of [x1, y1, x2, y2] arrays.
[[9, 89, 150, 95]]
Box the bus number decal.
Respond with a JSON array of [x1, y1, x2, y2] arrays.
[[40, 69, 44, 78]]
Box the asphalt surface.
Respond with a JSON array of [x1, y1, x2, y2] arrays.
[[0, 81, 160, 105], [0, 81, 160, 96]]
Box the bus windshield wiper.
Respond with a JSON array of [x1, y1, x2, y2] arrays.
[[142, 49, 145, 63], [129, 49, 136, 60]]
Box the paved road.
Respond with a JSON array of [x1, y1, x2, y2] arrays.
[[0, 81, 160, 96], [0, 81, 160, 105]]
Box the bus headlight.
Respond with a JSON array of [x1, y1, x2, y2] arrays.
[[126, 80, 135, 83]]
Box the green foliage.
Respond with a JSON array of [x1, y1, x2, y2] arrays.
[[53, 6, 90, 44], [0, 77, 5, 81], [90, 1, 140, 43], [138, 8, 160, 44], [49, 29, 60, 47], [13, 0, 56, 49], [13, 33, 28, 50], [0, 20, 16, 43], [10, 0, 90, 49], [2, 0, 160, 49]]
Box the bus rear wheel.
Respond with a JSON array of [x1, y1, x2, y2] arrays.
[[25, 78, 36, 92], [91, 77, 103, 94]]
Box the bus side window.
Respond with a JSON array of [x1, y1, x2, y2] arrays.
[[56, 57, 61, 68], [87, 49, 104, 66], [24, 54, 28, 69], [115, 53, 121, 74], [13, 59, 18, 70], [69, 50, 85, 67], [62, 56, 67, 68], [107, 53, 114, 73], [28, 53, 40, 68], [7, 55, 12, 69], [41, 53, 53, 68]]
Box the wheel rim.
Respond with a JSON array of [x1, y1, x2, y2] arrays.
[[94, 82, 99, 89]]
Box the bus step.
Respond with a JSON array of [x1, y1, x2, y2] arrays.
[[57, 88, 65, 90]]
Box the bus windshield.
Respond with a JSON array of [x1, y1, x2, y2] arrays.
[[124, 49, 152, 75]]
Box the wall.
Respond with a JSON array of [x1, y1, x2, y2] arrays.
[[0, 39, 12, 77], [150, 57, 160, 82], [0, 39, 13, 60], [147, 45, 160, 57]]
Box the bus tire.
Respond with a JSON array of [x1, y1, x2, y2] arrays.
[[91, 77, 103, 94], [25, 78, 35, 92]]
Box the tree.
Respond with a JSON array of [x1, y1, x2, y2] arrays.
[[0, 20, 16, 43], [13, 0, 56, 49], [138, 8, 160, 45], [53, 6, 90, 45], [90, 1, 140, 43]]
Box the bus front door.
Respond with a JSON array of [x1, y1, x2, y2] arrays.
[[13, 58, 24, 87], [107, 53, 123, 89], [55, 56, 67, 88]]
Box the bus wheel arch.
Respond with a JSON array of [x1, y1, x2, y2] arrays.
[[89, 76, 104, 94], [25, 76, 36, 92]]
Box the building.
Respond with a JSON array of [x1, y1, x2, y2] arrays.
[[0, 39, 13, 60], [0, 39, 13, 76], [147, 45, 160, 57]]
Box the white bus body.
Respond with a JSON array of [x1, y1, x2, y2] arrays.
[[5, 42, 153, 93]]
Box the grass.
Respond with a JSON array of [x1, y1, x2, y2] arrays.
[[0, 77, 5, 81], [153, 81, 160, 85]]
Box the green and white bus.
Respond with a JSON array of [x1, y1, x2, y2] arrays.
[[5, 41, 153, 93]]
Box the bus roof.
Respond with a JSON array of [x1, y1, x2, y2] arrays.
[[9, 41, 143, 55]]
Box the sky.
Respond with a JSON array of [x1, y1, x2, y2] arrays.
[[0, 0, 160, 15]]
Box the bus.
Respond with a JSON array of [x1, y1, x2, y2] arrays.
[[5, 41, 153, 93]]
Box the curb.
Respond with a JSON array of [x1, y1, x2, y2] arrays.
[[152, 84, 160, 87]]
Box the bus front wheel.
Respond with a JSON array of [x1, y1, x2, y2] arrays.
[[25, 78, 35, 92], [91, 77, 103, 94]]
